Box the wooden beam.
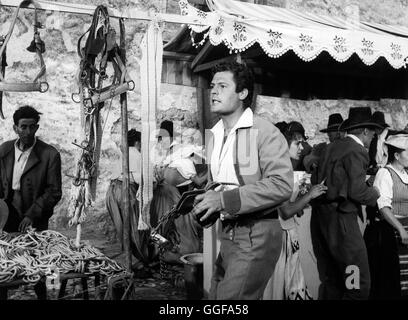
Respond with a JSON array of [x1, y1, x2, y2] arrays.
[[191, 41, 213, 70], [194, 56, 258, 73], [188, 0, 207, 5], [0, 0, 209, 25], [163, 51, 195, 62], [196, 76, 208, 137]]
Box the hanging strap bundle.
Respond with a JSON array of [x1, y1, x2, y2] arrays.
[[0, 0, 48, 99], [68, 5, 133, 235], [70, 5, 134, 199], [72, 5, 134, 114]]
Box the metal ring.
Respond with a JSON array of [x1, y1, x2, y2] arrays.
[[71, 92, 81, 103], [127, 80, 135, 91], [39, 82, 49, 93]]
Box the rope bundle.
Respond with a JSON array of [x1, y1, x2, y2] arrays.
[[0, 229, 125, 284]]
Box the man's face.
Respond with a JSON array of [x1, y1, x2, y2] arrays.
[[210, 71, 247, 115], [13, 118, 39, 146], [327, 131, 345, 143], [375, 128, 384, 135], [362, 128, 375, 148]]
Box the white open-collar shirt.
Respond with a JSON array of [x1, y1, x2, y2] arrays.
[[210, 107, 253, 191], [13, 137, 37, 191], [374, 164, 408, 216]]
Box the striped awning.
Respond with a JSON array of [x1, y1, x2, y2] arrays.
[[179, 0, 408, 69]]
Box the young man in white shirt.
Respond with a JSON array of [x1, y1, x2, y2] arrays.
[[192, 61, 293, 300]]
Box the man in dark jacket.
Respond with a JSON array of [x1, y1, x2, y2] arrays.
[[0, 106, 61, 300], [0, 105, 62, 232], [311, 107, 381, 300]]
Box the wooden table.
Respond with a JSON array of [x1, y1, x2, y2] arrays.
[[0, 272, 102, 300]]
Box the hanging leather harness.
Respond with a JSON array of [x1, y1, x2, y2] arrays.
[[68, 5, 133, 228], [0, 0, 48, 118], [72, 5, 134, 114]]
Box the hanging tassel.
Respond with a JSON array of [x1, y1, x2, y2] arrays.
[[138, 20, 163, 230]]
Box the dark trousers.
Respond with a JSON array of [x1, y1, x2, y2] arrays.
[[209, 218, 282, 300], [364, 220, 400, 299], [4, 190, 24, 232], [311, 204, 371, 300], [106, 179, 151, 265]]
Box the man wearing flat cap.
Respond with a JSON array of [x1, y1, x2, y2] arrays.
[[311, 107, 382, 300]]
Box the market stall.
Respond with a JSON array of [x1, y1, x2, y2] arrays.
[[1, 0, 408, 300], [0, 0, 205, 300]]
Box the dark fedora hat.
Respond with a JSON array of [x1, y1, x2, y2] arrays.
[[339, 107, 384, 131], [320, 113, 344, 133], [372, 111, 390, 129]]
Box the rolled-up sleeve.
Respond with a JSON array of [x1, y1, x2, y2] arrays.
[[374, 168, 393, 210]]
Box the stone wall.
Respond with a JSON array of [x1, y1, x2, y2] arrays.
[[1, 0, 407, 238], [255, 95, 408, 146], [0, 1, 199, 237]]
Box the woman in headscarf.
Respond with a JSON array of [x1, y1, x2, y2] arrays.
[[364, 134, 408, 299]]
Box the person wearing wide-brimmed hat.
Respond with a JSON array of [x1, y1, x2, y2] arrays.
[[303, 113, 345, 176], [364, 134, 408, 299], [311, 107, 382, 300], [320, 113, 346, 142]]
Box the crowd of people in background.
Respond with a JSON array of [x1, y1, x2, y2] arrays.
[[2, 61, 408, 301], [105, 61, 408, 300]]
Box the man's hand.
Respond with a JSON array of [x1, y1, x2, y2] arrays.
[[307, 184, 328, 200], [192, 190, 223, 223], [19, 216, 33, 233]]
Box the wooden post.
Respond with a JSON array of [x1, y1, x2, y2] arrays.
[[196, 75, 208, 140], [120, 19, 132, 273], [121, 92, 131, 273]]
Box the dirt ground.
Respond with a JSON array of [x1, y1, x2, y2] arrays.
[[4, 228, 188, 300]]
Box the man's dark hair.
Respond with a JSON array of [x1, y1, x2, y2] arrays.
[[128, 129, 141, 146], [13, 105, 42, 125], [211, 61, 254, 109]]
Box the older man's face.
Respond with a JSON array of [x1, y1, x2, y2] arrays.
[[13, 118, 39, 147], [363, 128, 375, 148]]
